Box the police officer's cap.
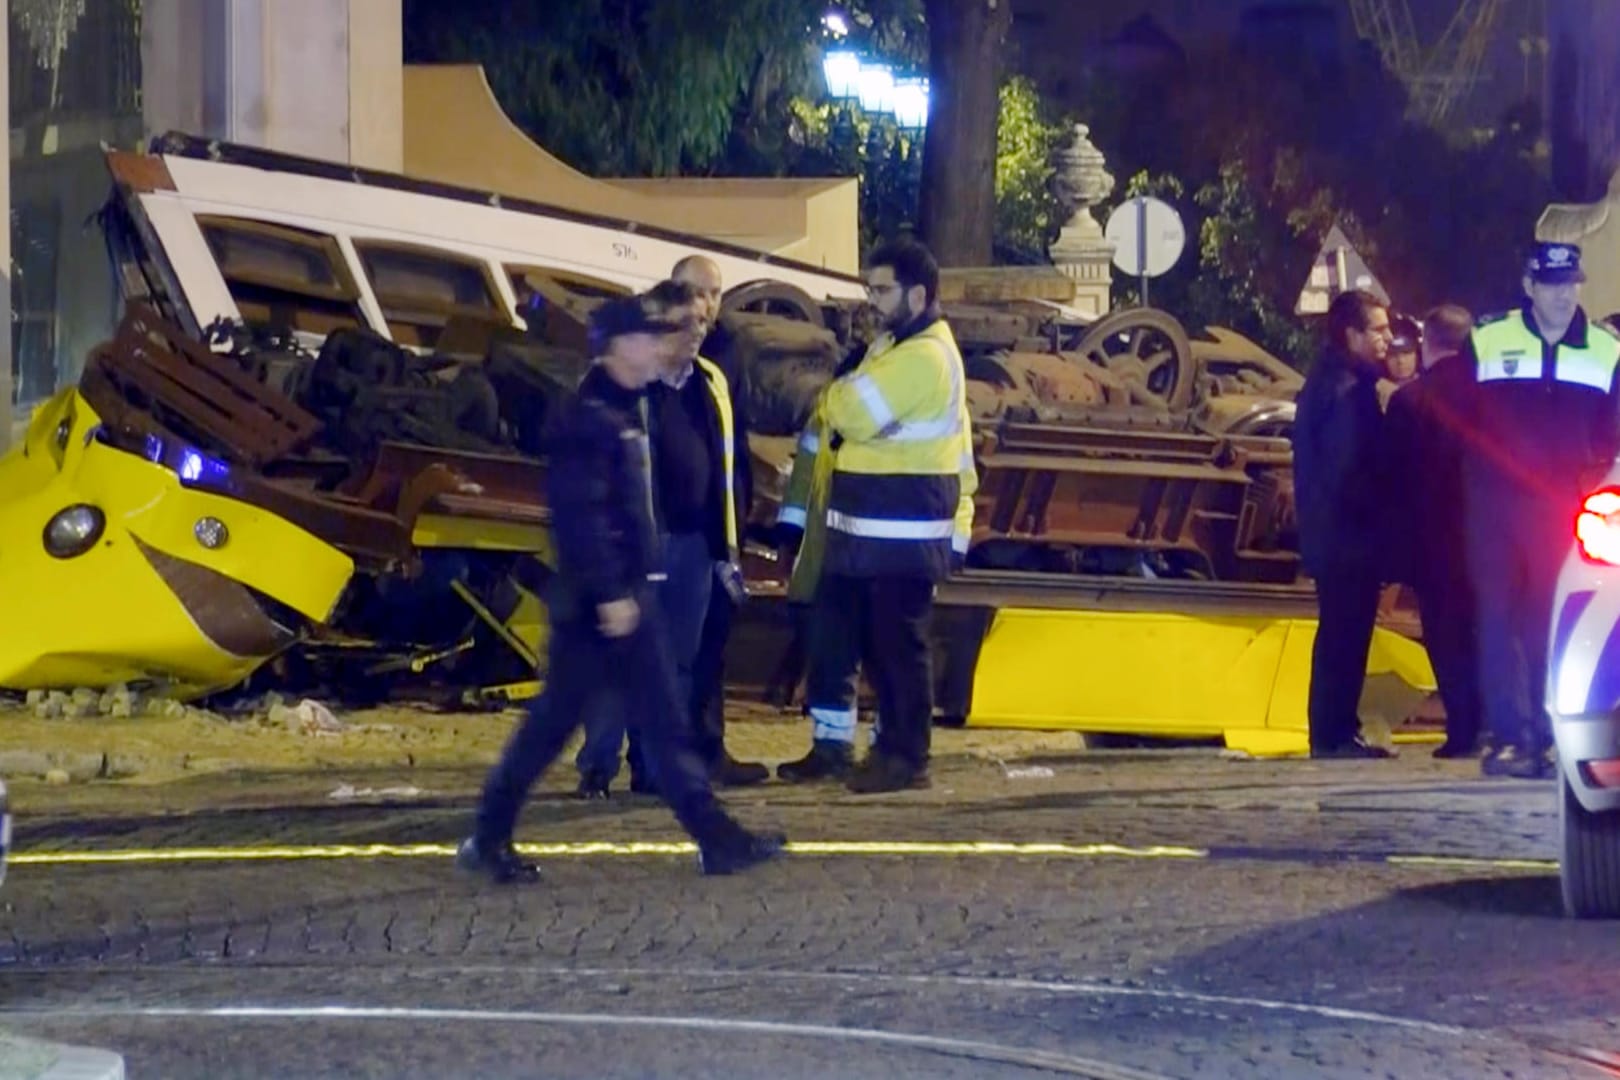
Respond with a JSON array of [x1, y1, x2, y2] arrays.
[[1526, 242, 1586, 285], [587, 295, 681, 353]]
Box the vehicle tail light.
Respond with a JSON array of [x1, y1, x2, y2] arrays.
[[1576, 488, 1620, 566], [1582, 760, 1620, 789]]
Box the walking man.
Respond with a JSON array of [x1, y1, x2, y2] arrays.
[[573, 274, 768, 795], [1291, 289, 1397, 759], [457, 295, 783, 881]]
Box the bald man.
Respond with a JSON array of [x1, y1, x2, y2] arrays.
[[672, 256, 769, 787]]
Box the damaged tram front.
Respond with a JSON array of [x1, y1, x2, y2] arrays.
[[0, 134, 1433, 754]]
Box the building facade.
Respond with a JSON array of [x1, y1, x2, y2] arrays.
[[5, 0, 402, 448]]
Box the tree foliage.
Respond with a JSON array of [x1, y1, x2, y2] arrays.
[[993, 76, 1070, 262], [1077, 33, 1554, 368], [403, 0, 823, 176]]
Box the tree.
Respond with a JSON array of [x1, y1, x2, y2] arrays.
[[1547, 0, 1620, 201], [917, 0, 1013, 266], [403, 0, 823, 176]]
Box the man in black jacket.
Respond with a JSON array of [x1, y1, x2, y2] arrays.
[[574, 268, 770, 795], [1385, 304, 1483, 757], [457, 296, 784, 883], [671, 256, 772, 787], [1291, 289, 1397, 759]]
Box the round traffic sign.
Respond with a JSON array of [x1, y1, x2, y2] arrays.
[[1104, 196, 1186, 278]]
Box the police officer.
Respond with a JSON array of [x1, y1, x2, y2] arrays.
[[775, 239, 976, 792], [456, 295, 784, 882], [1458, 242, 1620, 779], [1291, 289, 1397, 759]]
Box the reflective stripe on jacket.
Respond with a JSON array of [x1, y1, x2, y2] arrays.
[[1465, 307, 1620, 497], [821, 318, 974, 581]]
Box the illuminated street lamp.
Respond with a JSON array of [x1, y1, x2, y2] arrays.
[[822, 9, 850, 38], [822, 49, 861, 101], [891, 78, 930, 132], [855, 64, 895, 114]]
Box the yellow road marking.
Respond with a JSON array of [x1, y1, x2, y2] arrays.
[[1384, 854, 1559, 872], [7, 842, 1557, 870], [10, 840, 1209, 867]]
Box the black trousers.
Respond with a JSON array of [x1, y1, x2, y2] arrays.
[[1464, 488, 1566, 754], [1414, 560, 1482, 748], [689, 582, 734, 768], [1308, 562, 1382, 750], [474, 599, 731, 846], [805, 573, 936, 768]]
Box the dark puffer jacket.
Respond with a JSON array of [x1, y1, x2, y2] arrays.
[[543, 364, 662, 625]]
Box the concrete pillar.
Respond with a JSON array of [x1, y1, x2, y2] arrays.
[[1, 0, 14, 452], [142, 0, 401, 171], [349, 0, 403, 172]]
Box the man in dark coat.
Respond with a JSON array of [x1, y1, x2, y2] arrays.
[[456, 296, 784, 882], [1385, 304, 1483, 757], [1291, 289, 1397, 759], [670, 255, 771, 787]]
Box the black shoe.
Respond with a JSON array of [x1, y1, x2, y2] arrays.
[[1481, 745, 1556, 780], [455, 836, 540, 885], [698, 828, 787, 876], [712, 754, 770, 788], [1310, 738, 1395, 760], [575, 773, 612, 800], [846, 751, 930, 793], [776, 740, 854, 783], [1433, 737, 1482, 760], [629, 773, 661, 796]]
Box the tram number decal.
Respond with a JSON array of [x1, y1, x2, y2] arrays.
[[612, 242, 638, 261]]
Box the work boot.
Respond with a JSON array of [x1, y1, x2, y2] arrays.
[[775, 740, 854, 783], [712, 753, 770, 788], [1481, 744, 1555, 780], [455, 836, 540, 885], [1432, 736, 1482, 760], [575, 772, 612, 800], [846, 751, 930, 794], [698, 826, 788, 876]]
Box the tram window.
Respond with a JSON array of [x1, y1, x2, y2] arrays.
[[354, 243, 505, 349], [198, 217, 365, 336]]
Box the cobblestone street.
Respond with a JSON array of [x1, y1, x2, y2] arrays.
[[3, 717, 1619, 1078]]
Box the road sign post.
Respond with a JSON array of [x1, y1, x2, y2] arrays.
[[1104, 197, 1185, 309]]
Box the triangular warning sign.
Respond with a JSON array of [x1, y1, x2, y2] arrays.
[[1295, 224, 1390, 315]]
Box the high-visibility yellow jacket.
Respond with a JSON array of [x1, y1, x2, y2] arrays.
[[778, 317, 976, 591], [1464, 306, 1620, 496], [694, 354, 741, 561]]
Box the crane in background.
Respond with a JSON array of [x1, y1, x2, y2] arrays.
[[1347, 0, 1504, 125]]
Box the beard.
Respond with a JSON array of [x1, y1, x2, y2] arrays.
[[884, 296, 917, 332]]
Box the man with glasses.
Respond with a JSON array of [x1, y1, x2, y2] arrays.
[[775, 239, 976, 793]]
